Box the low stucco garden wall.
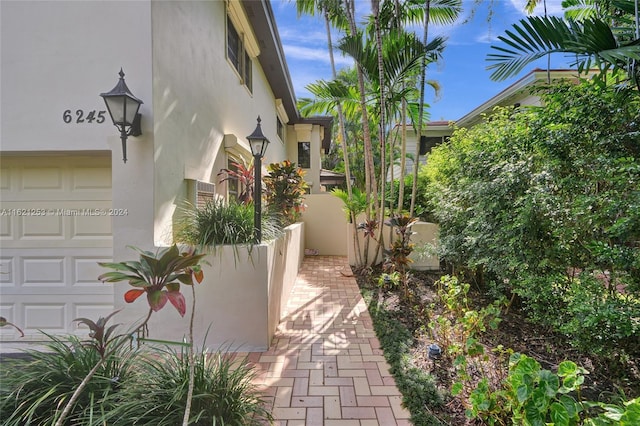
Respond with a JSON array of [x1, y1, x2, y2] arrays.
[[138, 222, 304, 352]]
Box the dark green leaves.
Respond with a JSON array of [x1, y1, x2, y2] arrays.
[[487, 15, 640, 81]]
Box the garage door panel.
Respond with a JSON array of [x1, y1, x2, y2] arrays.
[[0, 304, 16, 337], [22, 167, 64, 191], [0, 216, 11, 238], [0, 257, 15, 286], [74, 257, 112, 286], [0, 168, 9, 190], [74, 304, 117, 330], [72, 167, 111, 191], [1, 299, 116, 337], [3, 250, 112, 291], [23, 303, 67, 332], [21, 214, 65, 239], [23, 257, 65, 285]]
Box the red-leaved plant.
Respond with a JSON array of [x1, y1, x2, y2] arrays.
[[217, 160, 255, 205], [98, 245, 205, 316]]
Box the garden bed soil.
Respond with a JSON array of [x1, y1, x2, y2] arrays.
[[356, 268, 640, 425]]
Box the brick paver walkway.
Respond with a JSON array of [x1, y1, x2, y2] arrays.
[[239, 255, 411, 425]]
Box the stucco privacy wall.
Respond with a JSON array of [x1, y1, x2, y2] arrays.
[[302, 193, 348, 255], [150, 0, 287, 247], [137, 223, 303, 352]]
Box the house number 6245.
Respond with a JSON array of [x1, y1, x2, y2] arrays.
[[62, 109, 107, 124]]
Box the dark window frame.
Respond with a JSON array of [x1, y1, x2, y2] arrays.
[[298, 141, 311, 169], [226, 16, 252, 93]]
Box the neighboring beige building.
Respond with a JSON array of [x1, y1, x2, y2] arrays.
[[394, 68, 595, 179], [0, 0, 330, 344]]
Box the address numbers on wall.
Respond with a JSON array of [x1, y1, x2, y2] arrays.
[[63, 109, 107, 124]]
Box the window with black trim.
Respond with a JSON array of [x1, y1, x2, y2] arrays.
[[277, 117, 284, 141], [298, 142, 311, 169], [227, 158, 240, 201], [226, 16, 252, 92]]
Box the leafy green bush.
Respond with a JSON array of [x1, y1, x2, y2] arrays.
[[424, 80, 640, 354], [468, 353, 588, 425], [388, 171, 434, 222], [0, 333, 138, 425], [100, 346, 272, 425], [559, 274, 640, 354]]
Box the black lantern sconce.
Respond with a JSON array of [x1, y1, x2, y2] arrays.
[[246, 116, 270, 243], [100, 68, 143, 163]]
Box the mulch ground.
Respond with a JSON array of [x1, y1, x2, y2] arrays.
[[355, 268, 640, 425]]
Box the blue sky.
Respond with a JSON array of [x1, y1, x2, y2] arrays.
[[272, 0, 571, 121]]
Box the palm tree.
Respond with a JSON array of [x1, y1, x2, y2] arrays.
[[294, 0, 365, 263], [408, 0, 461, 217], [487, 0, 640, 89]]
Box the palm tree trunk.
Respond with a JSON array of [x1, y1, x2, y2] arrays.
[[397, 98, 407, 214], [410, 0, 431, 216], [373, 0, 386, 265], [345, 0, 377, 265], [324, 9, 364, 266]]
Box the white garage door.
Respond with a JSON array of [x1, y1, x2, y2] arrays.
[[0, 156, 114, 344]]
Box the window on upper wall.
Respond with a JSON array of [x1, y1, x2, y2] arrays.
[[277, 117, 284, 141], [226, 16, 252, 93], [226, 158, 240, 202], [298, 142, 311, 169]]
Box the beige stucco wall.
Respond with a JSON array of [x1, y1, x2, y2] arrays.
[[302, 193, 348, 255], [409, 221, 440, 271], [137, 223, 303, 352], [150, 0, 288, 246]]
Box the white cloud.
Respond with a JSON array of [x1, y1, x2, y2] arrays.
[[282, 44, 354, 67], [475, 30, 501, 44], [278, 27, 330, 46]]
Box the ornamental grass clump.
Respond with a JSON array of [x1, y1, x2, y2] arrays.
[[0, 328, 138, 425], [176, 199, 281, 247], [176, 199, 255, 247], [99, 346, 273, 426]]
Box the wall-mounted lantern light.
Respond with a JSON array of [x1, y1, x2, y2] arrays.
[[100, 68, 143, 163], [246, 116, 270, 243]]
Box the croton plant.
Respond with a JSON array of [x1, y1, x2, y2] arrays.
[[98, 245, 205, 316]]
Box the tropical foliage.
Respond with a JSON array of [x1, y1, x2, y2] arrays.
[[424, 79, 640, 355], [296, 0, 462, 266], [98, 346, 273, 426], [488, 0, 640, 87], [98, 245, 205, 317], [263, 160, 309, 225], [176, 199, 257, 248], [217, 160, 254, 205], [0, 316, 137, 426]]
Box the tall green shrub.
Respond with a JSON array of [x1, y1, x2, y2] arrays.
[[425, 80, 640, 354]]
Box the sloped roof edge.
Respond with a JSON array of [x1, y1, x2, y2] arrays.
[[456, 68, 587, 127], [241, 0, 299, 122], [241, 1, 332, 146]]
